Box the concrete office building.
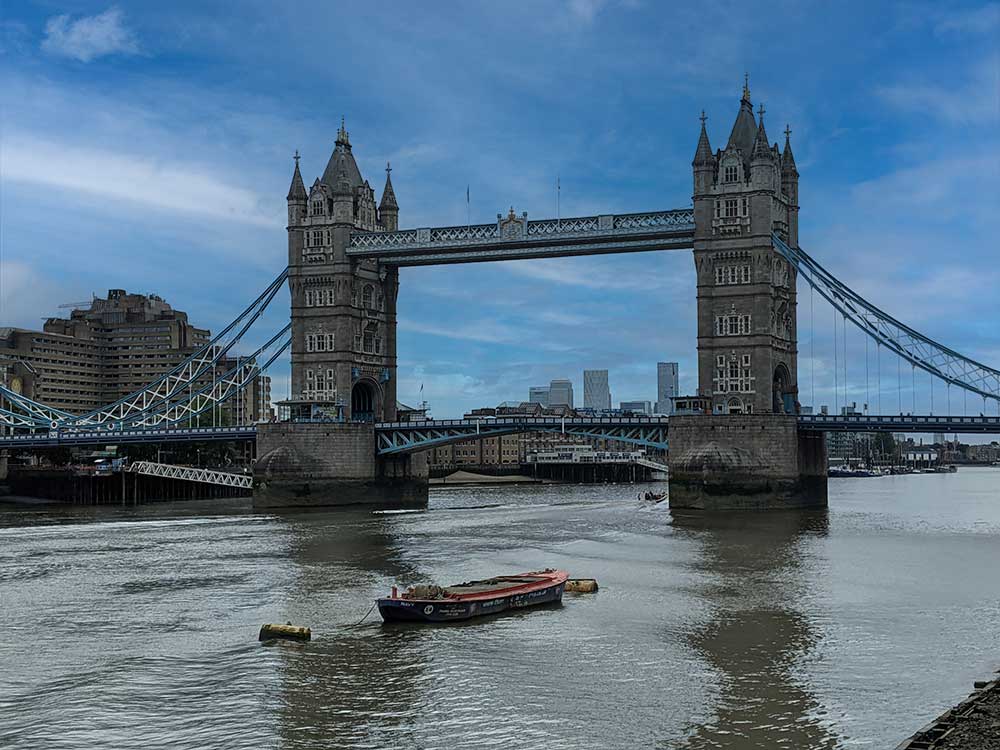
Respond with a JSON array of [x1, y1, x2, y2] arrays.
[[655, 362, 679, 414], [0, 290, 272, 422], [548, 378, 574, 409], [583, 369, 611, 411], [620, 400, 652, 415], [528, 386, 550, 407]]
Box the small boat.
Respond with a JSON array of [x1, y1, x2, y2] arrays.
[[641, 491, 667, 502], [377, 569, 569, 623]]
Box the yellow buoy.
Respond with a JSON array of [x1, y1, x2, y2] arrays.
[[565, 579, 599, 593], [259, 623, 311, 641]]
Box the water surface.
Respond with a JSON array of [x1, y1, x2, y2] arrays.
[[1, 469, 999, 748]]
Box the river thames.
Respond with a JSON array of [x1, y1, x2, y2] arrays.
[[1, 469, 999, 749]]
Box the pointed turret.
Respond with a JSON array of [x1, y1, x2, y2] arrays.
[[726, 74, 757, 161], [379, 162, 399, 231], [693, 111, 714, 166], [286, 151, 307, 202], [692, 111, 716, 196], [321, 116, 364, 190], [751, 106, 773, 162], [781, 124, 798, 177]]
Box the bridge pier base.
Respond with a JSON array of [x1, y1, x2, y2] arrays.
[[667, 415, 827, 511], [254, 422, 428, 509]]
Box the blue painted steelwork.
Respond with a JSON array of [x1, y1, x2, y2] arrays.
[[374, 417, 670, 455], [798, 414, 1000, 433], [774, 234, 1000, 404], [3, 414, 996, 452], [0, 425, 257, 448], [348, 209, 695, 266]]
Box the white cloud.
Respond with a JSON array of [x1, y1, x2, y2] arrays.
[[41, 7, 139, 62], [2, 133, 276, 227], [502, 256, 675, 291], [935, 3, 1000, 35], [877, 56, 1000, 124], [567, 0, 608, 24]]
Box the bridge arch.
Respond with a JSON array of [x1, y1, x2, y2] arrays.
[[351, 378, 380, 423]]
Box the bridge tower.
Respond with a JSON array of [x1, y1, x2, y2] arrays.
[[256, 122, 426, 510], [284, 121, 399, 423], [691, 81, 799, 415], [670, 80, 825, 511]]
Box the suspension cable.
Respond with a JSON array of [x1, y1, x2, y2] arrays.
[[810, 284, 815, 409], [833, 305, 839, 414]]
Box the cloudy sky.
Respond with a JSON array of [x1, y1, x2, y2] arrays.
[[1, 1, 998, 418]]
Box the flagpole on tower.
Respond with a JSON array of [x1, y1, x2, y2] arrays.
[[556, 175, 561, 230], [466, 185, 470, 230]]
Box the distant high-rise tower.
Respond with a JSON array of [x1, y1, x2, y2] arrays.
[[548, 379, 574, 409], [528, 386, 550, 407], [655, 362, 679, 414], [692, 79, 799, 415], [583, 369, 611, 411]]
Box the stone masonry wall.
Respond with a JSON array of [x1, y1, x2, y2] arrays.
[[253, 422, 428, 509], [668, 414, 827, 511]]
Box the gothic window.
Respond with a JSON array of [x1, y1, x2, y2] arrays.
[[325, 333, 335, 351], [714, 200, 720, 218], [724, 199, 738, 218], [306, 369, 314, 381], [741, 198, 748, 216], [714, 313, 751, 336], [306, 335, 313, 353], [310, 200, 323, 216], [305, 290, 314, 307], [724, 164, 738, 183], [363, 285, 374, 309], [310, 230, 323, 247], [713, 352, 755, 394], [363, 322, 378, 354], [715, 264, 752, 286]]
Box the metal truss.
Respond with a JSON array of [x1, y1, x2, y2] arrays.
[[798, 414, 1000, 434], [348, 209, 695, 266], [774, 234, 1000, 404], [0, 425, 257, 449], [0, 269, 289, 431], [120, 327, 291, 428], [127, 461, 253, 489], [375, 417, 670, 456]]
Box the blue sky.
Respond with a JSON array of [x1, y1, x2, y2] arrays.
[[1, 1, 998, 419]]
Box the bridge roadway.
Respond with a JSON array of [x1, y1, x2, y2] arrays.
[[1, 415, 998, 451]]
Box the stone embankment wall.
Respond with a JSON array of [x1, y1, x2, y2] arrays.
[[254, 422, 428, 509], [667, 414, 827, 510], [895, 672, 1000, 749]]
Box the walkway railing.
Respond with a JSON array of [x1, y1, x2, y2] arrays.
[[127, 461, 253, 489]]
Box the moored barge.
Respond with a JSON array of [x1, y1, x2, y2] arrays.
[[378, 569, 568, 623]]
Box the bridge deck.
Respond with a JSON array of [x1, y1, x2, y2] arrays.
[[1, 415, 997, 450]]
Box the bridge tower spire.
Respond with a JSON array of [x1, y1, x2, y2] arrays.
[[691, 85, 799, 416]]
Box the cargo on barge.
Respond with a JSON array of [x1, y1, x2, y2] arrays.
[[378, 569, 568, 623]]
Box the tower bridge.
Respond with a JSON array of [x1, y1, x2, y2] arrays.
[[3, 81, 999, 510]]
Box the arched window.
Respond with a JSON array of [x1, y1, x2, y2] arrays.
[[362, 285, 374, 309]]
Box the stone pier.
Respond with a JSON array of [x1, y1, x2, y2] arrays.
[[667, 415, 827, 511], [253, 422, 428, 509]]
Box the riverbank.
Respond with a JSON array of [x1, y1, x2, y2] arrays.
[[895, 672, 1000, 749], [429, 470, 547, 486]]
